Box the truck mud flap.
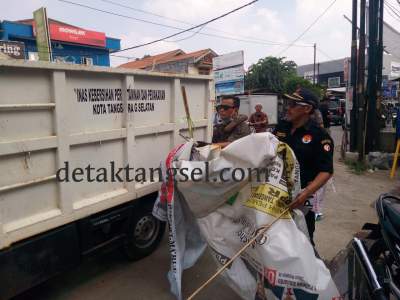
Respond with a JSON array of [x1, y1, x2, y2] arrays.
[[0, 224, 80, 299]]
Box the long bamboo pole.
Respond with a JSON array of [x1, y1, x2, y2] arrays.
[[187, 207, 291, 300]]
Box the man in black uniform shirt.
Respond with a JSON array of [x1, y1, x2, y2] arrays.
[[273, 88, 334, 246], [319, 96, 331, 131]]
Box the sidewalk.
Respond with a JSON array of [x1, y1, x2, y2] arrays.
[[315, 128, 398, 261]]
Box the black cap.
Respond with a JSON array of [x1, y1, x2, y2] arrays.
[[284, 88, 319, 108]]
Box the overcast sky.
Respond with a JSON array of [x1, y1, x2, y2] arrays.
[[3, 0, 400, 68]]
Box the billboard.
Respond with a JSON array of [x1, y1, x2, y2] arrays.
[[390, 61, 400, 79], [382, 79, 398, 98], [213, 51, 244, 96], [303, 70, 318, 83], [0, 41, 25, 59], [49, 23, 106, 47], [328, 76, 341, 88], [213, 50, 244, 71], [33, 7, 52, 61], [214, 66, 244, 84], [215, 81, 245, 96]]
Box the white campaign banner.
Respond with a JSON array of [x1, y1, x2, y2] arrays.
[[153, 133, 341, 300], [212, 50, 244, 70]]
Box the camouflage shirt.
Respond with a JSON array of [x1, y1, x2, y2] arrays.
[[212, 114, 251, 143]]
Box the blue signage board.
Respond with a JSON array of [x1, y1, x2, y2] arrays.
[[382, 80, 398, 98], [215, 80, 244, 96]]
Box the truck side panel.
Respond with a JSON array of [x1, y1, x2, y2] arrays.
[[0, 61, 214, 250]]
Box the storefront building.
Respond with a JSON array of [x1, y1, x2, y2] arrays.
[[0, 18, 120, 66]]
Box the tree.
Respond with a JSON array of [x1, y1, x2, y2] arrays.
[[284, 75, 324, 98], [245, 57, 297, 93], [245, 56, 323, 98]]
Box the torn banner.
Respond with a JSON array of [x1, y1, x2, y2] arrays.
[[153, 132, 341, 300]]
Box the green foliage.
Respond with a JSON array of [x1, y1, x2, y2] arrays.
[[344, 159, 368, 175], [245, 56, 324, 98], [245, 57, 297, 93], [284, 75, 324, 98]]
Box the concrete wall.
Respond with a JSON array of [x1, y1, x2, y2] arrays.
[[188, 65, 199, 75]]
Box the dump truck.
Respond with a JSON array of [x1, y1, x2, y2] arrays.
[[0, 60, 213, 298]]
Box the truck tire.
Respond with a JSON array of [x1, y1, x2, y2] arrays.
[[124, 197, 166, 261]]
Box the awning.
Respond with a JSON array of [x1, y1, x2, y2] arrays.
[[327, 87, 346, 92]]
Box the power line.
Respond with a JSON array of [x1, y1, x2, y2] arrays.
[[384, 4, 400, 28], [58, 0, 201, 32], [58, 0, 312, 51], [112, 0, 260, 52], [386, 0, 400, 13], [166, 25, 206, 43], [385, 5, 400, 22], [316, 48, 335, 60], [99, 0, 194, 26], [385, 1, 400, 16], [16, 48, 135, 60], [111, 54, 136, 59], [385, 0, 400, 19], [98, 0, 305, 46], [60, 0, 310, 48], [275, 0, 338, 56], [316, 48, 346, 70]]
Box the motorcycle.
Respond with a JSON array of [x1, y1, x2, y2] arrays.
[[380, 113, 387, 129], [349, 193, 400, 299]]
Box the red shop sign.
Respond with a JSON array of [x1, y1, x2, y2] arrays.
[[49, 23, 106, 47]]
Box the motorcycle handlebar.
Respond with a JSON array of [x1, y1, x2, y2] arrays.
[[352, 238, 388, 300]]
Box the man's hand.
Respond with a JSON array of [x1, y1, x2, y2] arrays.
[[290, 190, 310, 209], [214, 142, 230, 149], [289, 172, 332, 210]]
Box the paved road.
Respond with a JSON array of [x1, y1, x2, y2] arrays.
[[15, 236, 239, 300], [329, 125, 342, 146]]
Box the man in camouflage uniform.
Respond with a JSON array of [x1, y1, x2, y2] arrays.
[[212, 95, 251, 148]]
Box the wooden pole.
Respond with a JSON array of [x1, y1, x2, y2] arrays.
[[181, 85, 194, 139]]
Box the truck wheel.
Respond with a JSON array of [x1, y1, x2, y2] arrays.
[[124, 198, 166, 261]]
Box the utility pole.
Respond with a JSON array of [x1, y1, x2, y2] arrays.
[[366, 0, 380, 152], [376, 0, 384, 149], [350, 0, 358, 152], [313, 43, 317, 85], [377, 0, 384, 91], [357, 0, 366, 161]]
